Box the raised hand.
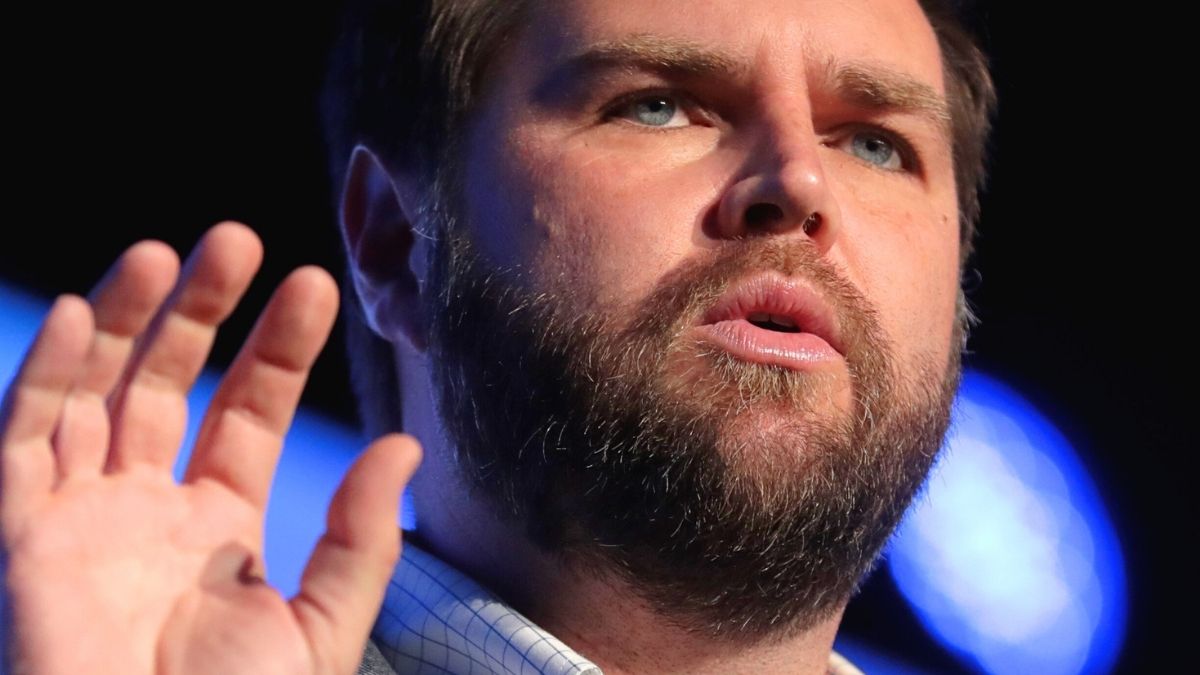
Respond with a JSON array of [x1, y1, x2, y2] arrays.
[[1, 222, 420, 674]]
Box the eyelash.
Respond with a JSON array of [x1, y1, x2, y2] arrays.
[[600, 88, 709, 130], [837, 125, 924, 175], [599, 88, 925, 175]]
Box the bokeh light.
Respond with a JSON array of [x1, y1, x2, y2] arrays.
[[889, 371, 1127, 674]]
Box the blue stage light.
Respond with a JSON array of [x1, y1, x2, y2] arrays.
[[0, 283, 55, 390], [889, 371, 1127, 675]]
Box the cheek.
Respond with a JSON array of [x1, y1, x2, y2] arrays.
[[461, 138, 551, 280], [517, 135, 720, 312], [834, 185, 960, 370]]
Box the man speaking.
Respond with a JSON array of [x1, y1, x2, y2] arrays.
[[1, 0, 994, 673]]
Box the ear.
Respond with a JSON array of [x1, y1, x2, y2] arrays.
[[338, 144, 429, 351]]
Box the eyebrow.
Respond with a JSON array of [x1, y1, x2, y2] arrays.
[[562, 35, 747, 79], [831, 62, 952, 138], [549, 35, 951, 137]]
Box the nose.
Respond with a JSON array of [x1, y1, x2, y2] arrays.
[[712, 120, 841, 252]]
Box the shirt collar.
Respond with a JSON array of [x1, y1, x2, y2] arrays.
[[371, 540, 602, 674]]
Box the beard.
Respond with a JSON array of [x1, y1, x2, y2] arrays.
[[422, 216, 963, 640]]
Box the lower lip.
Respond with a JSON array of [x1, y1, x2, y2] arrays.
[[691, 319, 842, 370]]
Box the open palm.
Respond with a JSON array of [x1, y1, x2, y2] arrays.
[[1, 223, 420, 674]]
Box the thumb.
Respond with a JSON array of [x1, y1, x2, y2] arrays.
[[289, 433, 422, 674]]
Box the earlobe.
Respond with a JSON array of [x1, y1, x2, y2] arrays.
[[339, 144, 428, 351]]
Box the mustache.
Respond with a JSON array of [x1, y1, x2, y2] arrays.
[[620, 238, 881, 359]]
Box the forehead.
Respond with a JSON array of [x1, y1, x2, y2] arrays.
[[511, 0, 946, 96]]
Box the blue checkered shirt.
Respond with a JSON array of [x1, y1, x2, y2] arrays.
[[360, 541, 601, 675]]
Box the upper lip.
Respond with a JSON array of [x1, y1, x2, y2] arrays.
[[697, 273, 844, 355]]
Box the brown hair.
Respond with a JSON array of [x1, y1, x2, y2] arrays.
[[318, 0, 997, 438]]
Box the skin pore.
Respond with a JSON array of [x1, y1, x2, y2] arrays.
[[342, 0, 963, 672]]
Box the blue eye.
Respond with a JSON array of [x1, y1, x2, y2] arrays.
[[613, 95, 689, 128], [849, 132, 903, 171]]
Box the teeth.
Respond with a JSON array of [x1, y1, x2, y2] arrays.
[[770, 314, 797, 328], [748, 311, 772, 323]]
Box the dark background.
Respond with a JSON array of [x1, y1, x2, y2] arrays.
[[5, 2, 1185, 672]]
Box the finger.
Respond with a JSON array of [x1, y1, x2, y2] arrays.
[[290, 434, 421, 675], [1, 296, 93, 531], [183, 266, 339, 510], [107, 222, 263, 471], [54, 241, 180, 479]]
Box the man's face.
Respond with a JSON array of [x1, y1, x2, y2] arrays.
[[422, 0, 962, 636], [457, 0, 960, 427]]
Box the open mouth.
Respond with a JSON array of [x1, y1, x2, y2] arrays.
[[746, 312, 803, 333], [692, 274, 843, 370]]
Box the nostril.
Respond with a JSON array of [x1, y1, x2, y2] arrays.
[[744, 203, 784, 229], [802, 212, 821, 235]]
